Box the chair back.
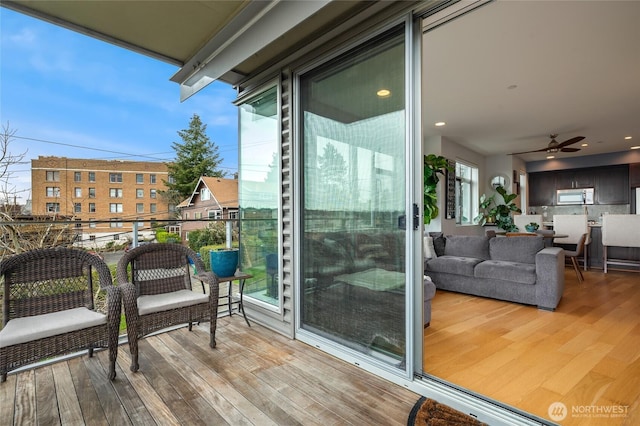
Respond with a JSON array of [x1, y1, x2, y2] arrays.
[[0, 247, 112, 324], [117, 243, 204, 296], [602, 214, 640, 248], [514, 214, 543, 231], [553, 215, 588, 245]]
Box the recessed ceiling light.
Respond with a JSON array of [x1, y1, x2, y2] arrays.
[[581, 143, 588, 147], [625, 136, 633, 140], [507, 84, 517, 90], [631, 146, 640, 150], [376, 89, 391, 98], [546, 155, 555, 159], [434, 121, 446, 127]]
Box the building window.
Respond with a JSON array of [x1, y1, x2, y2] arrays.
[[168, 176, 175, 184], [74, 187, 82, 198], [88, 172, 96, 182], [74, 203, 82, 213], [150, 174, 156, 184], [185, 231, 190, 241], [113, 234, 120, 240], [201, 188, 211, 201], [89, 203, 96, 213], [88, 188, 96, 198], [195, 212, 202, 219], [136, 203, 144, 213], [109, 173, 123, 183], [46, 171, 60, 181], [136, 173, 144, 184], [136, 217, 144, 227], [150, 189, 157, 199], [110, 219, 123, 228], [229, 210, 238, 219], [74, 171, 81, 182], [208, 210, 221, 219], [136, 188, 144, 198], [150, 203, 157, 213], [46, 187, 60, 197], [110, 188, 123, 198], [109, 203, 123, 213], [46, 202, 60, 213], [89, 234, 96, 240], [455, 161, 479, 225], [89, 220, 96, 229]]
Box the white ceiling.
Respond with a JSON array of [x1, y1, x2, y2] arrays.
[[422, 0, 640, 162]]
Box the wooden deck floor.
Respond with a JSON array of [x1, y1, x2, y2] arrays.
[[424, 268, 640, 426], [0, 317, 419, 425]]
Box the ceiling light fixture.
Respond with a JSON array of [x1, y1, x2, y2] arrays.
[[546, 155, 555, 159], [631, 146, 640, 150], [581, 143, 588, 147], [377, 89, 391, 98], [435, 121, 446, 127], [625, 136, 633, 140]]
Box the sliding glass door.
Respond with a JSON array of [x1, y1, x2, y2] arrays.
[[299, 26, 409, 368]]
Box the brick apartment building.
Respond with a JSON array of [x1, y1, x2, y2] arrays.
[[31, 156, 172, 247]]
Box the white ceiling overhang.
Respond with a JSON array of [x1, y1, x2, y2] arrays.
[[2, 0, 369, 101]]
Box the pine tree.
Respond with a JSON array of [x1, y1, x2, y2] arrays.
[[161, 114, 225, 205]]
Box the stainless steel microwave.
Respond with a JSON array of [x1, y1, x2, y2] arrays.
[[556, 188, 594, 205]]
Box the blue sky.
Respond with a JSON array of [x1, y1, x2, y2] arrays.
[[0, 7, 239, 203]]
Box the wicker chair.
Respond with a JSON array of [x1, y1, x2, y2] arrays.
[[116, 243, 219, 373], [0, 248, 121, 382]]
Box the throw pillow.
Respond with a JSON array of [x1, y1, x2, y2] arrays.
[[429, 232, 446, 257], [423, 236, 437, 260]]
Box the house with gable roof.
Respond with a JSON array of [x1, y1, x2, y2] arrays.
[[177, 176, 238, 243]]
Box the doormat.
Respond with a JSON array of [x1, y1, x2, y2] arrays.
[[407, 396, 486, 425]]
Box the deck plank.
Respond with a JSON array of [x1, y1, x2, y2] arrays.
[[51, 362, 85, 426], [14, 369, 36, 426], [83, 355, 132, 426], [68, 357, 108, 426], [35, 367, 61, 426], [0, 374, 16, 425]]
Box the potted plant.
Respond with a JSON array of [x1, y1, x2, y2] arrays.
[[524, 222, 539, 233], [474, 185, 522, 232], [424, 154, 454, 224]]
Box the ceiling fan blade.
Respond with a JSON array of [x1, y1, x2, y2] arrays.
[[508, 147, 551, 155], [560, 147, 581, 152], [556, 136, 585, 148]]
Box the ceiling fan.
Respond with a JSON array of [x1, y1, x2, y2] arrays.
[[509, 134, 585, 155]]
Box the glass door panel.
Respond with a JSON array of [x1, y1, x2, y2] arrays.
[[300, 28, 407, 367]]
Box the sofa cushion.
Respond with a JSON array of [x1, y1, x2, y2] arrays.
[[426, 256, 484, 276], [474, 260, 537, 285], [489, 236, 544, 264], [444, 235, 490, 260]]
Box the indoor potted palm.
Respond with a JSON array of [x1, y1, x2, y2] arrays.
[[424, 154, 453, 224]]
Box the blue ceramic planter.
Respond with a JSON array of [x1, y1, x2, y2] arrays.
[[209, 249, 239, 278]]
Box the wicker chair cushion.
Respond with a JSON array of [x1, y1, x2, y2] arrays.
[[0, 307, 106, 348], [137, 290, 209, 316]]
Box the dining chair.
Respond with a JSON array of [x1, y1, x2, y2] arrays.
[[552, 214, 591, 270], [0, 247, 121, 382], [565, 233, 588, 283], [117, 243, 219, 373]]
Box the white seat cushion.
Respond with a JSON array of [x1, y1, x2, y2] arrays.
[[137, 290, 209, 316], [0, 307, 107, 348]]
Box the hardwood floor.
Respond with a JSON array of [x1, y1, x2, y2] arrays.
[[0, 316, 419, 425], [424, 268, 640, 425]]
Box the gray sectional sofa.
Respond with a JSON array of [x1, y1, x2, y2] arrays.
[[424, 235, 565, 310]]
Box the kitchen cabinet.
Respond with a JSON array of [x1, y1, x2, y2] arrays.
[[595, 165, 629, 205], [528, 171, 556, 206], [555, 168, 595, 189], [630, 163, 640, 187]]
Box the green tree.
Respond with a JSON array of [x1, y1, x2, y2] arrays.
[[161, 114, 225, 206]]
